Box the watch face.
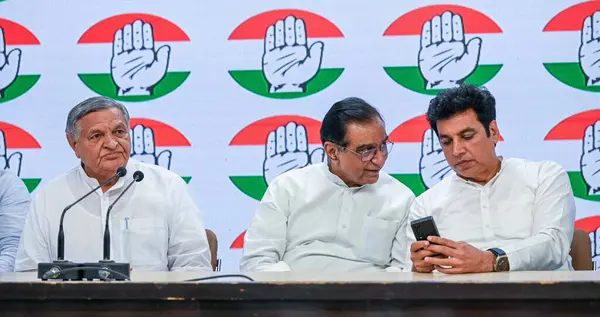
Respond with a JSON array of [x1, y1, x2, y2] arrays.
[[497, 257, 509, 271]]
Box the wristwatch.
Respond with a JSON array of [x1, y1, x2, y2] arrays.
[[488, 248, 509, 272]]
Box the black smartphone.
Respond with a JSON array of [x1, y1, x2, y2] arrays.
[[410, 216, 440, 241]]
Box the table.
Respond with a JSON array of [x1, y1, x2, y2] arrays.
[[0, 271, 599, 316]]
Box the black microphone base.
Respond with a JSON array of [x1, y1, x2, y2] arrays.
[[37, 261, 130, 281], [38, 261, 82, 281], [83, 261, 130, 281]]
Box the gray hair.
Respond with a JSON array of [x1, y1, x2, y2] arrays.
[[65, 96, 130, 140]]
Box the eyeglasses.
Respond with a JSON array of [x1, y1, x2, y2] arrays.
[[338, 141, 394, 162]]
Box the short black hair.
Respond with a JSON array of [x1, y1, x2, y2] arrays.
[[320, 97, 383, 146], [427, 84, 496, 136]]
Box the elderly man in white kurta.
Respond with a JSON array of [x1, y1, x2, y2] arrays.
[[408, 84, 575, 274], [240, 97, 415, 272], [15, 96, 212, 272]]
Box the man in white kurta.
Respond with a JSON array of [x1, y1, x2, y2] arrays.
[[15, 96, 212, 272], [240, 97, 415, 272], [407, 157, 575, 271], [15, 158, 212, 272], [408, 84, 575, 273]]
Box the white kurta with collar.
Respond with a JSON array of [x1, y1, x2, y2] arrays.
[[405, 157, 576, 271], [15, 158, 212, 272], [240, 163, 415, 272]]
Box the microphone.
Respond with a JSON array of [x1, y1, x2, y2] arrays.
[[103, 170, 144, 261], [38, 166, 126, 281], [57, 166, 127, 260]]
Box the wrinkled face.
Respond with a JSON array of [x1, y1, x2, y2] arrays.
[[326, 119, 390, 186], [67, 108, 130, 181], [436, 109, 499, 181]]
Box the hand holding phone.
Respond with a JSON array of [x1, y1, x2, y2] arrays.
[[411, 216, 440, 241]]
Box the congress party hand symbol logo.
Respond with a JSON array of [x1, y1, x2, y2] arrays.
[[383, 5, 502, 95], [263, 121, 325, 185], [78, 13, 190, 102], [130, 125, 172, 170], [418, 11, 481, 90], [0, 129, 22, 176], [543, 2, 600, 92], [581, 120, 600, 195], [419, 128, 454, 189], [0, 26, 21, 99], [111, 20, 170, 96], [580, 11, 600, 87], [262, 16, 324, 94], [228, 9, 343, 99]]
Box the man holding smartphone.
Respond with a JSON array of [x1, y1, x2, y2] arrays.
[[407, 84, 576, 273]]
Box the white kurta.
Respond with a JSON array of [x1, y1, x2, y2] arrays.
[[15, 158, 212, 272], [240, 163, 415, 272], [406, 157, 576, 271]]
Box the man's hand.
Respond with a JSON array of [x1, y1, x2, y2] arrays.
[[580, 11, 600, 87], [111, 20, 170, 96], [0, 26, 21, 98], [423, 236, 495, 274], [418, 11, 481, 90], [410, 240, 440, 273], [262, 16, 324, 93]]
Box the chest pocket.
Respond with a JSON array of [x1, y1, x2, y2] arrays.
[[356, 216, 400, 265], [124, 218, 167, 269]]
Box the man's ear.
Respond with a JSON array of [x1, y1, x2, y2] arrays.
[[324, 141, 339, 161], [66, 133, 79, 158], [489, 120, 500, 145]]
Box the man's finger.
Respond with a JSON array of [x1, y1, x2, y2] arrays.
[[295, 18, 306, 46], [424, 255, 457, 267], [410, 240, 430, 252], [452, 13, 464, 42], [421, 128, 433, 156], [265, 25, 275, 52], [583, 16, 592, 44], [123, 24, 133, 51], [143, 127, 155, 155], [421, 21, 431, 48], [584, 124, 594, 153], [296, 124, 308, 152], [431, 15, 442, 44], [276, 125, 286, 154], [593, 11, 600, 41], [113, 29, 123, 55], [132, 20, 143, 50], [0, 27, 5, 55], [435, 265, 462, 274], [441, 11, 453, 42], [142, 22, 154, 50], [425, 243, 458, 258], [275, 20, 285, 48], [284, 16, 296, 46], [0, 130, 6, 157], [266, 130, 276, 157], [285, 121, 298, 152], [133, 125, 145, 155], [416, 249, 441, 258], [427, 235, 461, 248]]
